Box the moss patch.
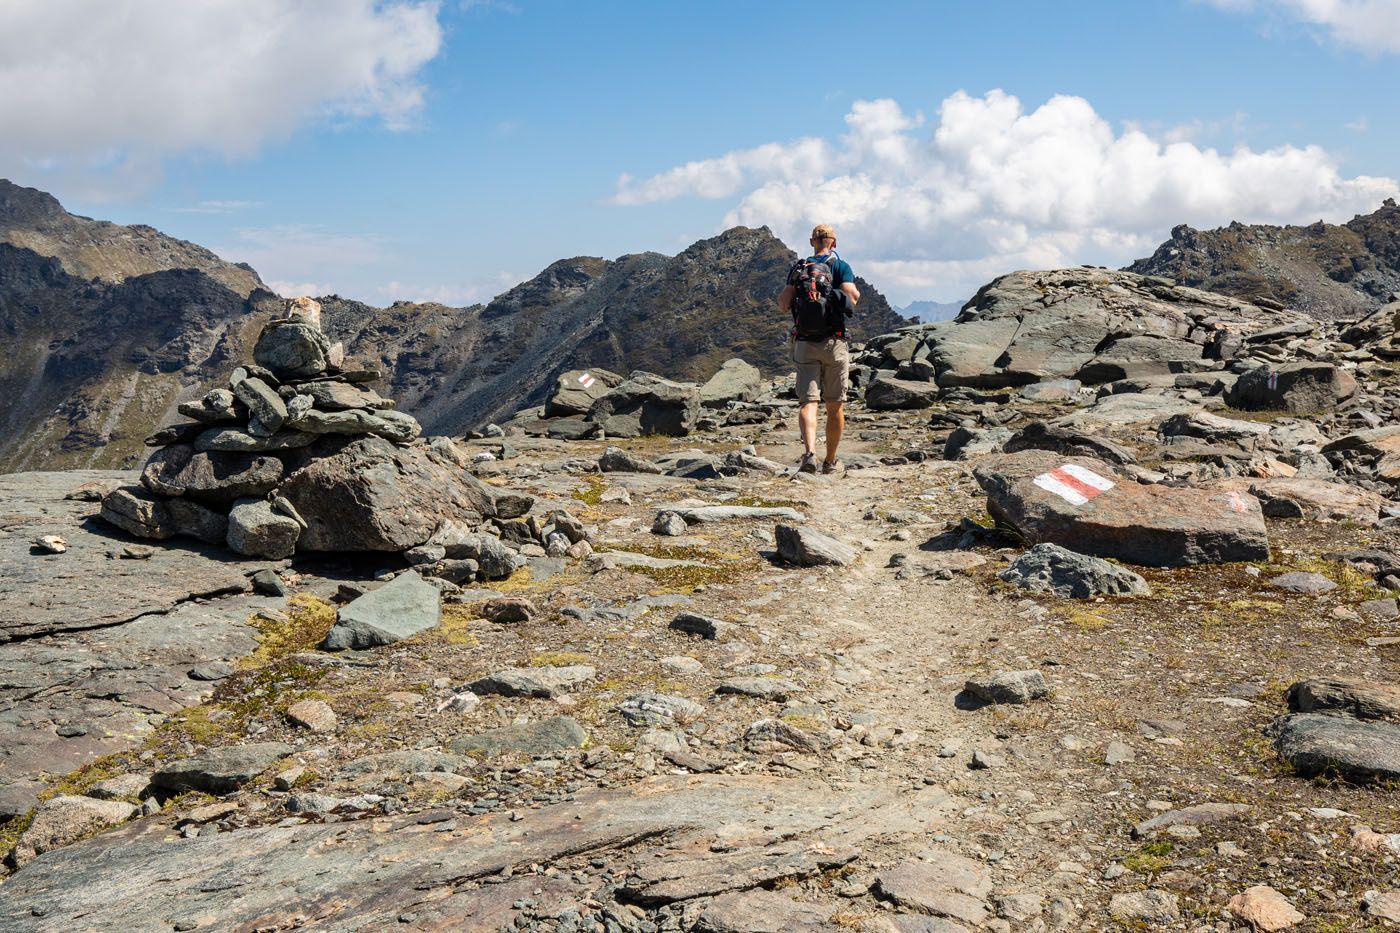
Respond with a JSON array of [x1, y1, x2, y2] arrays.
[[241, 594, 337, 668], [529, 650, 590, 667]]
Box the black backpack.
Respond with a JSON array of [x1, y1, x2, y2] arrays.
[[789, 256, 848, 341]]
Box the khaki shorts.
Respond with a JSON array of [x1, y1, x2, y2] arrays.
[[792, 337, 850, 403]]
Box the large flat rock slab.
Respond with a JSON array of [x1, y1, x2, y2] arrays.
[[974, 452, 1269, 567], [0, 774, 952, 931], [0, 592, 283, 817], [0, 471, 262, 641]]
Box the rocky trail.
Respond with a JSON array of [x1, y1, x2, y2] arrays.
[[2, 274, 1400, 931]]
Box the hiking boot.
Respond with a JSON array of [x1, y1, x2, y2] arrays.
[[798, 453, 818, 474], [821, 458, 844, 475]]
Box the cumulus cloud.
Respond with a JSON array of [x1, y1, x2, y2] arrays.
[[1202, 0, 1400, 54], [613, 90, 1398, 302], [0, 1, 443, 191]]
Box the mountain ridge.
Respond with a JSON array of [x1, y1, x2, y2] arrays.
[[0, 183, 907, 470], [1125, 198, 1400, 319]]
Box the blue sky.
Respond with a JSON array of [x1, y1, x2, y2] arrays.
[[2, 0, 1398, 306]]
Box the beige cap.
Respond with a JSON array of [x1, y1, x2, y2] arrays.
[[810, 223, 836, 242]]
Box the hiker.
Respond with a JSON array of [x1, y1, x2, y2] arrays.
[[779, 223, 860, 474]]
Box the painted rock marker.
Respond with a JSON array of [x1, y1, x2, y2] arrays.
[[1031, 463, 1114, 506]]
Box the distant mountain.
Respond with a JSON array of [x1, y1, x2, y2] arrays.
[[321, 226, 909, 434], [1125, 199, 1400, 320], [0, 182, 908, 469], [0, 180, 279, 472], [901, 299, 964, 323]]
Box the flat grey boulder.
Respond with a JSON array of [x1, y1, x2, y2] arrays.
[[294, 408, 422, 443], [693, 889, 836, 933], [1131, 802, 1251, 839], [872, 852, 992, 926], [774, 524, 856, 567], [1226, 361, 1357, 413], [449, 715, 588, 757], [700, 358, 762, 407], [11, 795, 137, 867], [544, 367, 624, 417], [143, 448, 283, 503], [194, 427, 317, 453], [322, 571, 441, 650], [253, 319, 331, 379], [466, 665, 597, 698], [1273, 713, 1400, 782], [280, 436, 530, 551], [618, 691, 706, 727], [964, 670, 1049, 705], [226, 498, 301, 559], [975, 451, 1269, 567], [99, 485, 175, 540], [297, 380, 395, 411], [1003, 420, 1137, 465], [866, 375, 940, 410], [598, 446, 663, 473], [999, 543, 1150, 598], [151, 741, 294, 795], [1287, 678, 1400, 721], [588, 372, 700, 437]]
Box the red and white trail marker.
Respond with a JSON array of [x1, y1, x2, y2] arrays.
[[1267, 371, 1279, 391], [578, 372, 596, 388], [1228, 491, 1249, 514], [1032, 463, 1115, 506]]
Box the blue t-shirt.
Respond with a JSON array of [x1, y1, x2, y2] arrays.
[[809, 252, 853, 287]]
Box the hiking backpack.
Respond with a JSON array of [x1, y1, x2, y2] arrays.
[[789, 255, 847, 341]]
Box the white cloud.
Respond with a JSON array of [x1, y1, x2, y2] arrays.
[[613, 90, 1398, 303], [169, 200, 264, 215], [268, 281, 333, 299], [376, 272, 519, 306], [0, 1, 444, 191], [1201, 0, 1400, 53]]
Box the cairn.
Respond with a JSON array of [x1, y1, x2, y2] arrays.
[[99, 299, 590, 583]]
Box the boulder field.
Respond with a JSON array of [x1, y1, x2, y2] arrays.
[[3, 269, 1399, 930]]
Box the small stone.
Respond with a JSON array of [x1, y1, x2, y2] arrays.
[[250, 569, 288, 597], [669, 612, 733, 640], [1227, 885, 1304, 931], [1269, 571, 1337, 594], [1108, 890, 1179, 924], [716, 677, 800, 702], [404, 543, 447, 566], [617, 691, 705, 727], [481, 597, 535, 624], [1364, 890, 1400, 923], [660, 656, 703, 674], [466, 666, 597, 699], [322, 571, 441, 650], [31, 535, 67, 554], [188, 662, 234, 681], [1104, 740, 1135, 765], [970, 749, 1005, 770], [651, 511, 689, 536], [774, 524, 857, 566], [151, 742, 295, 795], [285, 699, 337, 734], [273, 766, 306, 791], [964, 670, 1049, 705], [226, 498, 301, 559]]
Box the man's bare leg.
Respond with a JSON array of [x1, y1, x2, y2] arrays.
[[825, 402, 844, 463], [798, 402, 819, 455]]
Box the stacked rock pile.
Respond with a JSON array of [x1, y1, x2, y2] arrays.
[[98, 299, 588, 582]]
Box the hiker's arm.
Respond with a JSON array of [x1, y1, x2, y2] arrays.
[[841, 282, 860, 306], [778, 284, 795, 313]]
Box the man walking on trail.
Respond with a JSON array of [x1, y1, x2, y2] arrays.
[[779, 223, 860, 474]]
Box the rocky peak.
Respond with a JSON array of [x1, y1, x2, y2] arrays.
[[1126, 200, 1400, 320], [0, 177, 263, 297]]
